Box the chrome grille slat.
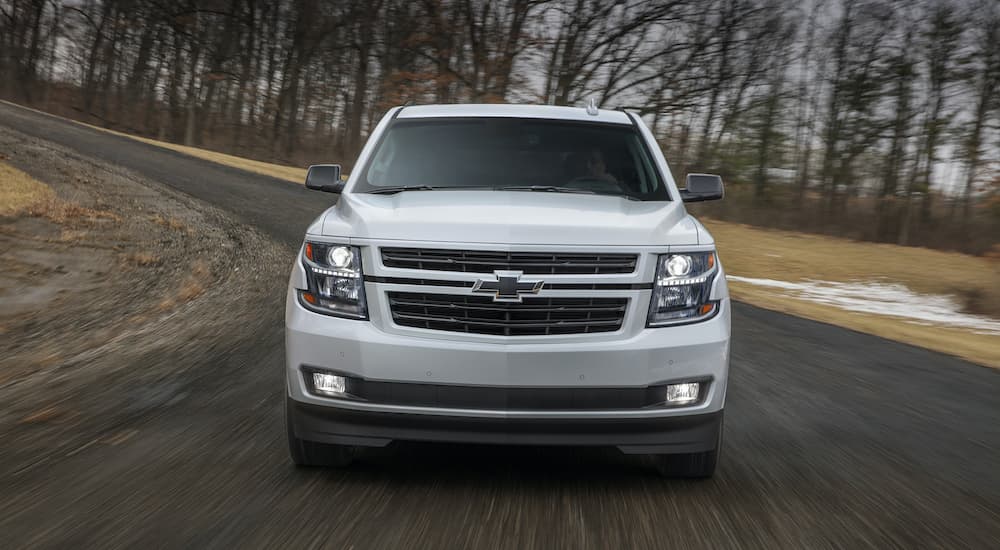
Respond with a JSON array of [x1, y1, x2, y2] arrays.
[[392, 313, 622, 328], [388, 297, 625, 314], [387, 292, 627, 336], [381, 248, 637, 274]]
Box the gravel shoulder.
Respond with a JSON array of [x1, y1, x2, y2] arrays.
[[0, 125, 291, 476]]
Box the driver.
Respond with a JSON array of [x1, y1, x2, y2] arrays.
[[566, 148, 618, 184]]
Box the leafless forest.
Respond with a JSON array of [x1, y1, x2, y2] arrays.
[[1, 0, 998, 253]]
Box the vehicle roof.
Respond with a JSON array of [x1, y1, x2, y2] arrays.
[[396, 104, 634, 125]]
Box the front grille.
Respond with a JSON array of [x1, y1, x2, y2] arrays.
[[381, 248, 637, 275], [388, 292, 628, 336]]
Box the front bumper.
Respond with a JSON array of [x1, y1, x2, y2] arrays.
[[288, 399, 724, 454], [286, 289, 730, 423]]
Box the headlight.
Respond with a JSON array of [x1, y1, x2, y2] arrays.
[[647, 251, 719, 326], [298, 242, 367, 319]]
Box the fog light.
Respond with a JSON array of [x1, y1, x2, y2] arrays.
[[665, 382, 700, 405], [312, 372, 346, 396]]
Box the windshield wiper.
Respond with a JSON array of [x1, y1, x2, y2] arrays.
[[500, 185, 596, 195], [500, 185, 641, 200], [367, 185, 436, 194], [367, 184, 493, 195]]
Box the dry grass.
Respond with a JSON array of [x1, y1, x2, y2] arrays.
[[157, 260, 211, 311], [58, 229, 90, 243], [707, 219, 1000, 368], [150, 214, 190, 232], [0, 160, 118, 230], [177, 279, 207, 302], [24, 199, 122, 225], [0, 160, 55, 215], [123, 252, 161, 267]]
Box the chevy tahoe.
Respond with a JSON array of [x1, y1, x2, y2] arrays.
[[284, 103, 730, 477]]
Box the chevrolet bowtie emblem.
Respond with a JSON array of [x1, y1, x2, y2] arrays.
[[471, 270, 544, 302]]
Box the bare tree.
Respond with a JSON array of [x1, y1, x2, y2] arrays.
[[959, 3, 1000, 219]]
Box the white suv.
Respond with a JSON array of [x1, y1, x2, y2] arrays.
[[284, 104, 730, 477]]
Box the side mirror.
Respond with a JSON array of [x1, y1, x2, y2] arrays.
[[680, 173, 724, 202], [305, 164, 344, 193]]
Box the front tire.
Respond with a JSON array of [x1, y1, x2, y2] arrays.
[[654, 412, 723, 478], [286, 396, 353, 468]]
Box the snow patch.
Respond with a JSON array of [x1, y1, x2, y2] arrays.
[[727, 276, 1000, 335]]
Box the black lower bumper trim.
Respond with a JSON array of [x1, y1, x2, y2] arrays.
[[289, 400, 723, 454]]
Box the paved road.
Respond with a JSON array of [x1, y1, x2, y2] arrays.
[[2, 101, 999, 549]]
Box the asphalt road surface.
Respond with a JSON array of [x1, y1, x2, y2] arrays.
[[2, 101, 999, 549]]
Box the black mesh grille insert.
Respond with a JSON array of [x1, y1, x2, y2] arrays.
[[381, 248, 637, 275], [344, 379, 676, 410], [387, 292, 627, 336]]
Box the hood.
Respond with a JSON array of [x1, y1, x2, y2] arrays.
[[319, 190, 701, 246]]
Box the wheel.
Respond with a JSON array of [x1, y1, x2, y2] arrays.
[[285, 396, 354, 468], [653, 413, 723, 478]]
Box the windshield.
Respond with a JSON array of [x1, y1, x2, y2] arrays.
[[356, 117, 670, 200]]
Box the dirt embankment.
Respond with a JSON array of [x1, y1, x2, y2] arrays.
[[0, 126, 291, 474]]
